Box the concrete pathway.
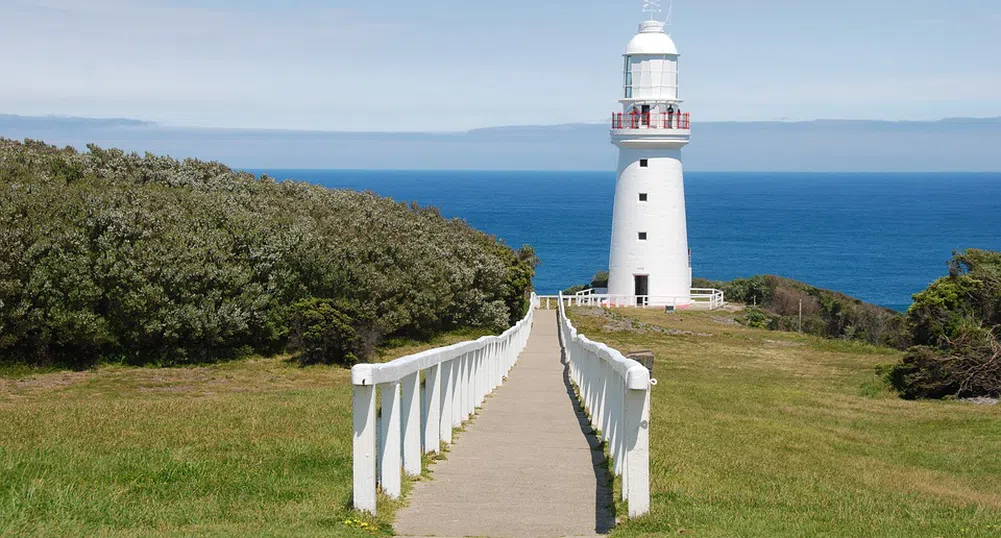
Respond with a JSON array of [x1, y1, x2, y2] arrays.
[[394, 309, 614, 538]]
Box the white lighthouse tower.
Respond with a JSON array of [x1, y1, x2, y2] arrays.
[[607, 9, 692, 307]]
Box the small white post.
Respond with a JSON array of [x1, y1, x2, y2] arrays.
[[352, 384, 377, 513], [401, 372, 421, 476], [379, 382, 402, 499], [440, 361, 453, 444], [465, 350, 475, 416], [451, 356, 463, 427], [478, 348, 486, 404], [613, 378, 624, 478], [624, 387, 651, 516], [596, 360, 608, 437], [424, 364, 441, 454]]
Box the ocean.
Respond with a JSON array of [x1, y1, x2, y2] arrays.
[[252, 170, 1001, 311]]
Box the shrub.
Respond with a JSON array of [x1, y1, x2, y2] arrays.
[[740, 307, 773, 330], [891, 327, 1000, 400], [591, 271, 609, 289], [890, 249, 1001, 399], [0, 139, 535, 367], [701, 274, 908, 348], [287, 299, 375, 365]]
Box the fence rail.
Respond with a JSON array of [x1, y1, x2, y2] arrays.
[[612, 111, 691, 130], [691, 288, 726, 310], [557, 292, 653, 517], [351, 294, 538, 514], [537, 288, 725, 310]]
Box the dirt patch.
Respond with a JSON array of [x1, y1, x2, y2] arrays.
[[712, 316, 742, 327], [574, 307, 611, 319], [0, 370, 92, 396], [962, 397, 1000, 406], [603, 317, 712, 337], [571, 306, 713, 337], [1, 358, 349, 400], [764, 339, 807, 348]]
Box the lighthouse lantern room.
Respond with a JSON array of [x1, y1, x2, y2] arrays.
[[607, 13, 693, 307]]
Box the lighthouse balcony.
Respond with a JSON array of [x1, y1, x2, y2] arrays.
[[611, 112, 690, 131]]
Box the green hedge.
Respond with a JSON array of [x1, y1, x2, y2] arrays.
[[0, 139, 536, 367]]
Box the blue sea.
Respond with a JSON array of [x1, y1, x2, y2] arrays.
[[252, 170, 1001, 311]]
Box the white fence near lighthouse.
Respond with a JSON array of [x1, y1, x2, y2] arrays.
[[556, 292, 654, 517], [351, 293, 538, 514], [536, 287, 724, 311]]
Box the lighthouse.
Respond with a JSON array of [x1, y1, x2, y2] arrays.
[[607, 16, 692, 307]]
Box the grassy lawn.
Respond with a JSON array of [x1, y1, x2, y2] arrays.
[[568, 307, 1001, 538], [0, 331, 488, 538]]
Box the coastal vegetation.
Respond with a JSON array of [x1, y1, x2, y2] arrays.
[[567, 306, 1001, 537], [891, 249, 1001, 399], [699, 250, 1001, 400], [0, 138, 535, 368], [692, 275, 908, 348]]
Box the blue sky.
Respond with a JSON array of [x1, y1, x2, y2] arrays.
[[2, 0, 999, 131]]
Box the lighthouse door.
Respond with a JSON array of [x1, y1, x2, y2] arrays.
[[634, 275, 649, 306], [640, 105, 650, 126]]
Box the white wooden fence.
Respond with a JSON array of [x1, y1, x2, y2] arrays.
[[556, 292, 654, 517], [351, 294, 538, 514], [537, 287, 725, 311]]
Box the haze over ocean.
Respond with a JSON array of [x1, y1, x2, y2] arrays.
[[253, 170, 1001, 311]]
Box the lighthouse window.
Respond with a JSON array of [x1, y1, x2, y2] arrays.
[[624, 56, 633, 98], [639, 159, 649, 168], [639, 193, 648, 202], [638, 232, 648, 241]]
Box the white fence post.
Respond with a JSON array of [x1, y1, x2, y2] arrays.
[[440, 361, 454, 444], [401, 372, 421, 476], [352, 384, 377, 513], [351, 293, 537, 515], [424, 364, 441, 454], [557, 291, 652, 518], [624, 387, 651, 516], [379, 381, 402, 498], [454, 352, 464, 428]]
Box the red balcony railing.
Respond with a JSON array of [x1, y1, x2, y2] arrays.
[[611, 112, 690, 130]]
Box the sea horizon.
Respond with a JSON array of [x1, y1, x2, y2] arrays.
[[249, 169, 1001, 312]]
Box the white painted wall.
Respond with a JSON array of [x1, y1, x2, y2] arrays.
[[607, 147, 691, 305]]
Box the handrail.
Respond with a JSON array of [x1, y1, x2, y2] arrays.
[[557, 292, 652, 517], [612, 111, 691, 130], [562, 289, 726, 310], [351, 293, 539, 514]]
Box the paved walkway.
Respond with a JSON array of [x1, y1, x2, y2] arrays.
[[394, 310, 614, 538]]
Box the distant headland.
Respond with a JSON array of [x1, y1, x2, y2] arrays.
[[2, 113, 1000, 172]]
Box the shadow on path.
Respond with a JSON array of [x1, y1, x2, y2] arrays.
[[561, 348, 616, 534]]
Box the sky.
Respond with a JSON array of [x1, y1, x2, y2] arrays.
[[2, 0, 1000, 132]]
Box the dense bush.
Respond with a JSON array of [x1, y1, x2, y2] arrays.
[[891, 250, 1001, 399], [0, 139, 536, 367], [287, 299, 373, 365]]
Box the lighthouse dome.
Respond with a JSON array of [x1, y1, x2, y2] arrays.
[[625, 21, 678, 55]]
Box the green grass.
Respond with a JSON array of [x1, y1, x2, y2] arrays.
[[0, 331, 483, 538], [567, 307, 1001, 538], [6, 312, 1001, 537]]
